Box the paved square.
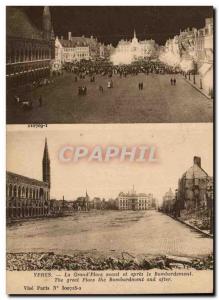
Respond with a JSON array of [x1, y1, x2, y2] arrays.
[[7, 73, 213, 124], [7, 210, 212, 257]]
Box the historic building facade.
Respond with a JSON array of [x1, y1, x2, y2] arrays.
[[161, 188, 175, 214], [53, 32, 112, 69], [159, 17, 213, 96], [116, 187, 154, 210], [195, 18, 213, 96], [177, 156, 213, 211], [6, 139, 51, 220], [73, 191, 90, 211], [110, 30, 158, 65], [6, 6, 55, 88]]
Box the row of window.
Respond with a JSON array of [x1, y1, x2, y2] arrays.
[[7, 48, 51, 64], [63, 47, 89, 52], [64, 53, 89, 59], [6, 184, 49, 201], [119, 199, 151, 203]]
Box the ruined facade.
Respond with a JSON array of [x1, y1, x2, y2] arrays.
[[177, 156, 213, 211]]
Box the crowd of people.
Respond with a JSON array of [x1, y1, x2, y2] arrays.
[[10, 58, 182, 109], [64, 59, 180, 79], [63, 59, 180, 97]]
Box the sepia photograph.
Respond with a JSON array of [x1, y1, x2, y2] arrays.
[[6, 6, 213, 124], [6, 124, 213, 294], [5, 3, 215, 296]]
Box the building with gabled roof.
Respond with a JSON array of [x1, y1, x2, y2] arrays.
[[110, 30, 158, 65]]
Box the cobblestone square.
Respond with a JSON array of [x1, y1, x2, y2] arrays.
[[7, 210, 213, 258], [7, 73, 213, 124]]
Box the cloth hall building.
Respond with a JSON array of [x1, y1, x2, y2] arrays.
[[6, 139, 51, 220], [6, 6, 55, 88]]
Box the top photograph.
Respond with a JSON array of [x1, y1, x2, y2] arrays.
[[6, 6, 214, 124]]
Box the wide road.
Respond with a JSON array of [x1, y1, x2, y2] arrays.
[[7, 210, 213, 258], [7, 73, 213, 123]]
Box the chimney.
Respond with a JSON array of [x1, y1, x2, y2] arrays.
[[194, 156, 201, 168], [68, 32, 72, 41]]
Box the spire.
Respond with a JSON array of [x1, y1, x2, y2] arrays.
[[85, 189, 89, 200], [134, 29, 136, 39], [51, 26, 55, 40], [42, 6, 52, 40], [43, 138, 50, 160], [42, 138, 51, 188]]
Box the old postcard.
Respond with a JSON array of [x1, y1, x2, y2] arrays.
[[6, 6, 214, 295]]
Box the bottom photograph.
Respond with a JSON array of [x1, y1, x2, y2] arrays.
[[6, 123, 213, 295]]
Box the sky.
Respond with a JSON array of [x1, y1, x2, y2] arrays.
[[21, 6, 213, 46], [7, 124, 213, 203]]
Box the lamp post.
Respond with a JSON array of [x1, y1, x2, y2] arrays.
[[175, 189, 180, 217], [193, 73, 196, 84]]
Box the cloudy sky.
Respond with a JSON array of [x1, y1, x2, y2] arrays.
[[20, 6, 213, 46], [7, 124, 213, 203]]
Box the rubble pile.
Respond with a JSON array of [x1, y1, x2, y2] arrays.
[[179, 209, 211, 232], [6, 252, 213, 271]]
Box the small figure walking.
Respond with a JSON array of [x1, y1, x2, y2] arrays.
[[173, 78, 176, 86], [170, 78, 173, 85]]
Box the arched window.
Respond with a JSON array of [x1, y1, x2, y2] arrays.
[[22, 186, 25, 198], [13, 185, 17, 198], [20, 48, 24, 62], [6, 184, 9, 197], [25, 49, 29, 61], [29, 188, 32, 199], [18, 186, 21, 198], [29, 48, 32, 61], [9, 184, 13, 197], [26, 187, 29, 198]]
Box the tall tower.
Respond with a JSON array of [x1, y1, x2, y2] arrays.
[[132, 29, 138, 43], [42, 138, 51, 188], [42, 6, 52, 40]]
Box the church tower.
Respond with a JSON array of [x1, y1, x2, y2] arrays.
[[42, 6, 52, 40], [132, 29, 138, 44], [42, 138, 51, 188]]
